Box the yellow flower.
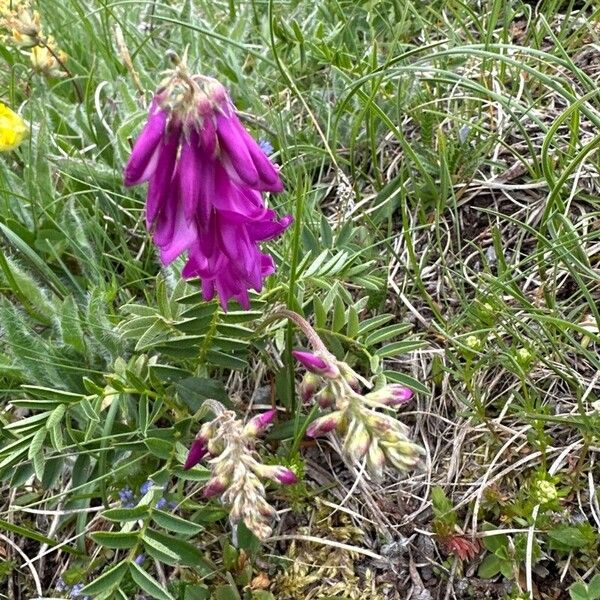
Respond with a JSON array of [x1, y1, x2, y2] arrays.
[[0, 102, 27, 151], [30, 44, 66, 77], [465, 335, 482, 350], [4, 6, 41, 47]]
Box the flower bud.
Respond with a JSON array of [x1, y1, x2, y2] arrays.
[[245, 519, 272, 541], [465, 335, 481, 350], [344, 421, 370, 461], [384, 447, 416, 470], [199, 420, 215, 438], [252, 464, 297, 485], [384, 443, 423, 471], [275, 467, 298, 485], [306, 411, 342, 437], [365, 412, 398, 433], [243, 409, 276, 437], [516, 347, 533, 366], [299, 372, 320, 403], [207, 438, 224, 455], [535, 480, 558, 504], [367, 440, 386, 479], [292, 350, 339, 378], [316, 386, 336, 409], [202, 475, 229, 498], [365, 384, 413, 407], [339, 365, 360, 391], [183, 438, 208, 470]]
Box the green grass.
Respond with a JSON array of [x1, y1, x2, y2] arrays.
[[1, 0, 599, 598]]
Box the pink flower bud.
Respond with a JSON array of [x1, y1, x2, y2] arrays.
[[306, 411, 342, 437], [365, 384, 414, 407], [275, 467, 298, 485], [316, 387, 335, 409], [339, 365, 360, 392], [202, 476, 229, 498], [243, 409, 276, 437], [183, 438, 208, 470], [365, 412, 397, 433], [251, 464, 298, 485], [300, 372, 320, 403], [292, 350, 339, 378], [389, 384, 414, 404]]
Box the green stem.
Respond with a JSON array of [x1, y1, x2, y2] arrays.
[[284, 188, 306, 415]]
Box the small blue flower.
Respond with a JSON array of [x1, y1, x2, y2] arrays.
[[140, 479, 154, 495], [70, 583, 84, 598], [155, 497, 168, 510], [258, 139, 273, 155], [135, 553, 145, 565], [56, 577, 67, 592], [118, 487, 134, 502], [124, 501, 136, 508]]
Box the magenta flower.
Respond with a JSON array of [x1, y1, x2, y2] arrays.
[[183, 438, 208, 470], [124, 64, 290, 310], [306, 412, 342, 437], [252, 464, 298, 485], [243, 409, 276, 436], [364, 384, 414, 407], [185, 400, 297, 539], [202, 476, 229, 498], [292, 350, 339, 378]]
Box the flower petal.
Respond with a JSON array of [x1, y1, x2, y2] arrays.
[[159, 199, 198, 264], [216, 113, 260, 188], [179, 132, 203, 221], [146, 126, 180, 228], [229, 114, 283, 192], [124, 103, 168, 186]]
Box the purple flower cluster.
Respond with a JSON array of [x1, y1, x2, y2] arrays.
[[124, 67, 291, 310], [291, 343, 423, 477], [182, 401, 297, 539], [55, 578, 88, 599], [117, 480, 176, 510]]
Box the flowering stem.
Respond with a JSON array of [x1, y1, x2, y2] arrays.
[[264, 308, 329, 354], [261, 307, 333, 437], [284, 184, 305, 414]]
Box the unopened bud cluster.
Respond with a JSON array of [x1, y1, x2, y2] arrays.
[[0, 1, 67, 77], [294, 349, 424, 479], [534, 480, 558, 504], [184, 401, 297, 540]]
